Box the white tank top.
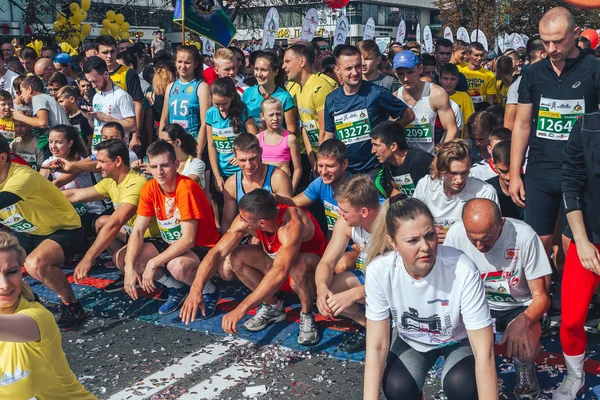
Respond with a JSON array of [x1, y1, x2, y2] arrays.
[[352, 226, 371, 272], [398, 82, 437, 155]]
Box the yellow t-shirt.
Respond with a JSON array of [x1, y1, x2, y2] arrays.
[[0, 297, 97, 399], [0, 117, 15, 143], [93, 169, 160, 237], [286, 72, 338, 153], [449, 91, 475, 139], [459, 65, 497, 104], [496, 79, 510, 108], [0, 163, 81, 235], [109, 64, 130, 92]]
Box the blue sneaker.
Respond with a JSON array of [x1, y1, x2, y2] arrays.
[[158, 286, 189, 315], [197, 287, 221, 320]]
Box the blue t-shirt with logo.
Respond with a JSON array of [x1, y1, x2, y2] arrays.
[[324, 81, 408, 174], [304, 176, 340, 231], [206, 106, 250, 177], [242, 86, 295, 130]]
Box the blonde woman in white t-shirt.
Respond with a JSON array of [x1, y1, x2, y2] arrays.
[[363, 195, 498, 400]]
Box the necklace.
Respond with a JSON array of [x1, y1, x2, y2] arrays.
[[265, 231, 277, 250]]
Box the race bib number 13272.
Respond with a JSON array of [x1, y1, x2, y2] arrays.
[[334, 109, 372, 145]]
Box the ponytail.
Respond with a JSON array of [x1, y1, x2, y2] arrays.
[[210, 78, 245, 134], [365, 199, 392, 266]]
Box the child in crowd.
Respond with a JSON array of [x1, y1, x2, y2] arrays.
[[56, 86, 93, 153], [10, 120, 43, 170], [440, 63, 474, 139], [464, 111, 497, 165], [0, 90, 15, 143], [76, 74, 94, 107], [258, 97, 302, 191], [11, 75, 70, 159], [206, 77, 257, 192], [41, 125, 104, 239], [12, 76, 31, 113], [469, 127, 512, 181]]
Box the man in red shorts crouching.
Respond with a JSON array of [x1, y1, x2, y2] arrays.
[[180, 188, 327, 346]]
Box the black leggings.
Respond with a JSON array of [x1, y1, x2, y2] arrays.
[[382, 340, 478, 400]]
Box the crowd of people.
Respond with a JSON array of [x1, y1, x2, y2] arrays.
[[1, 5, 600, 400]]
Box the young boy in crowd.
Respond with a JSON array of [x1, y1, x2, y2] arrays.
[[57, 86, 93, 153], [0, 90, 15, 143], [11, 75, 70, 158], [10, 120, 43, 170], [469, 127, 512, 181], [440, 63, 474, 139]]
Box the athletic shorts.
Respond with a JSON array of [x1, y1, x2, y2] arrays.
[[389, 336, 474, 390], [491, 306, 547, 332], [12, 227, 84, 258], [524, 175, 565, 236], [145, 237, 211, 260]]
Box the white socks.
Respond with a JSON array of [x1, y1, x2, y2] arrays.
[[156, 273, 184, 289], [563, 353, 585, 378], [202, 280, 216, 294]]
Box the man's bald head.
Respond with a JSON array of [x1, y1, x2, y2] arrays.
[[461, 199, 504, 253], [34, 58, 56, 81], [540, 7, 576, 31]]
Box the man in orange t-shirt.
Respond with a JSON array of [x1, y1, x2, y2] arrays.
[[121, 140, 220, 315]]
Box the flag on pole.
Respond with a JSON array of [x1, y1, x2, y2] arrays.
[[173, 0, 236, 47]]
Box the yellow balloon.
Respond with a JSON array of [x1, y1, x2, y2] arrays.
[[72, 13, 83, 24], [80, 10, 87, 21], [57, 13, 66, 22], [81, 0, 91, 11], [69, 2, 79, 13], [121, 22, 130, 32], [109, 23, 119, 36], [115, 14, 125, 25], [102, 19, 110, 28], [106, 10, 116, 21], [69, 36, 80, 48], [81, 23, 92, 35], [139, 32, 144, 37], [121, 32, 130, 39], [100, 28, 109, 35], [53, 21, 62, 31], [68, 16, 77, 25]]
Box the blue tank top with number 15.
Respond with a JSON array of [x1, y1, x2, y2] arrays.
[[169, 79, 201, 138]]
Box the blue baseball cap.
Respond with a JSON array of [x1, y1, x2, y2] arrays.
[[393, 50, 421, 70], [54, 52, 72, 65]]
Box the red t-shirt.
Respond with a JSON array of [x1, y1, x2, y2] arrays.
[[204, 67, 218, 86], [137, 174, 219, 247]]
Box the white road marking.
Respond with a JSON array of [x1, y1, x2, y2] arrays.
[[107, 338, 248, 400], [176, 362, 261, 399]]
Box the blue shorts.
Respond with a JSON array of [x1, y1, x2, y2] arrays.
[[351, 268, 365, 285]]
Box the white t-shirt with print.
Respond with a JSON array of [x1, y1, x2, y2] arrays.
[[445, 218, 552, 311], [181, 157, 206, 188], [365, 246, 493, 353], [413, 175, 499, 231], [91, 85, 135, 154], [0, 69, 18, 97]]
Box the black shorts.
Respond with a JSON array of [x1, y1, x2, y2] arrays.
[[201, 149, 211, 172], [12, 227, 85, 258], [491, 306, 547, 332], [524, 175, 565, 236], [145, 237, 211, 260]]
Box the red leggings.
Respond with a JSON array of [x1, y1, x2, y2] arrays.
[[560, 241, 600, 356]]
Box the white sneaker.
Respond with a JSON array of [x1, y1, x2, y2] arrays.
[[552, 374, 585, 400], [242, 301, 286, 332]]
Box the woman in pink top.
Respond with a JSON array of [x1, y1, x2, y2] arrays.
[[259, 97, 302, 191]]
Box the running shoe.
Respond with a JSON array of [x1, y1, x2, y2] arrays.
[[513, 359, 541, 400], [552, 374, 585, 399], [196, 287, 221, 320], [103, 275, 126, 293], [243, 301, 287, 332], [57, 302, 86, 331], [341, 326, 366, 353], [298, 312, 321, 346], [158, 286, 189, 315]]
